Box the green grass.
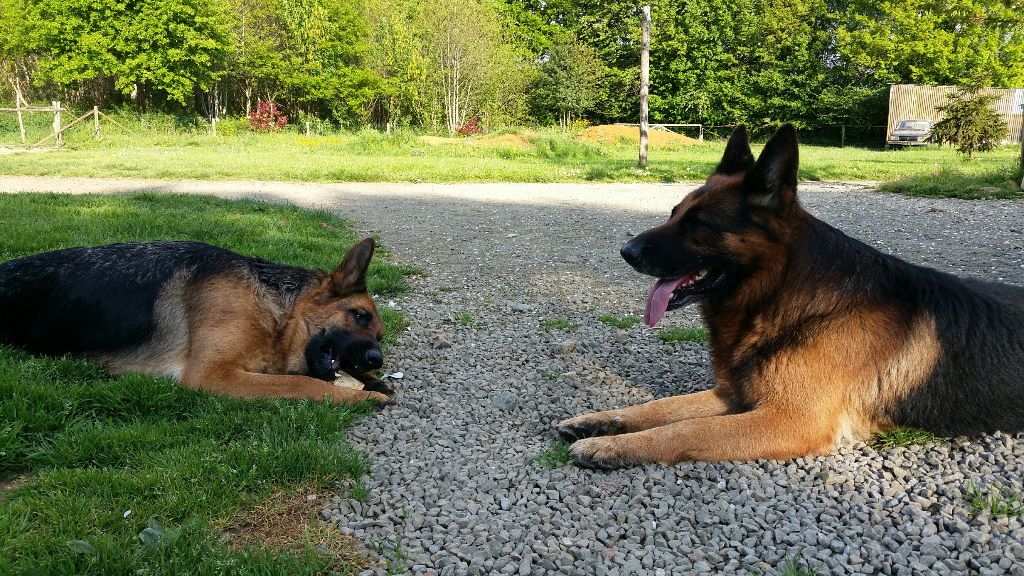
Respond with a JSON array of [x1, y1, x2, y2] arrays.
[[658, 326, 709, 343], [1, 116, 1019, 186], [534, 441, 573, 469], [965, 482, 1024, 517], [880, 161, 1023, 199], [539, 370, 561, 381], [454, 312, 475, 327], [597, 314, 641, 329], [540, 318, 577, 332], [0, 193, 415, 574], [748, 557, 820, 576], [870, 426, 946, 450]]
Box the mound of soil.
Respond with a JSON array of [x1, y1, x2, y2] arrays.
[[476, 133, 532, 149], [580, 124, 696, 146]]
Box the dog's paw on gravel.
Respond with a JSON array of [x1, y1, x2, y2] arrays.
[[359, 375, 397, 397], [570, 436, 640, 470], [556, 414, 625, 442]]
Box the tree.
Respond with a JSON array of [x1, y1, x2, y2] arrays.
[[365, 0, 429, 127], [532, 33, 603, 126], [223, 0, 286, 114], [417, 0, 526, 135], [836, 0, 1024, 89], [275, 0, 377, 125], [23, 0, 229, 106], [930, 88, 1009, 159]]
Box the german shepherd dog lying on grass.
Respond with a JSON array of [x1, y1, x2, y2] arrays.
[[559, 124, 1024, 468], [0, 238, 393, 405]]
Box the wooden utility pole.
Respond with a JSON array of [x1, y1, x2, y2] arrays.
[[14, 89, 26, 143], [638, 5, 650, 168], [52, 100, 62, 147]]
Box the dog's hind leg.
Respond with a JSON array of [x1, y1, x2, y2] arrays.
[[569, 408, 834, 468], [556, 388, 738, 441]]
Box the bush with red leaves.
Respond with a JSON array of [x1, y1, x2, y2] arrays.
[[457, 116, 482, 136], [248, 100, 288, 131]]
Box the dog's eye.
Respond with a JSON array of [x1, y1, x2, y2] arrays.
[[350, 309, 371, 327]]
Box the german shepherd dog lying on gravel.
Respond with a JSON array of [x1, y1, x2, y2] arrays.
[[0, 238, 393, 404], [558, 124, 1024, 468]]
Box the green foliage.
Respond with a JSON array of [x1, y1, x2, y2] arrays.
[[540, 318, 576, 332], [276, 0, 376, 124], [25, 0, 229, 105], [417, 0, 533, 134], [870, 427, 945, 450], [836, 0, 1024, 88], [747, 557, 820, 576], [534, 441, 573, 469], [930, 89, 1009, 159], [454, 312, 475, 327], [598, 314, 640, 329], [965, 481, 1024, 517], [658, 326, 709, 343], [531, 32, 603, 125]]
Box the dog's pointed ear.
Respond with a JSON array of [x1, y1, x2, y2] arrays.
[[329, 238, 375, 296], [714, 125, 755, 176], [744, 124, 799, 211]]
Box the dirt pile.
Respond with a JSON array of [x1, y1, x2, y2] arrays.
[[580, 124, 697, 146]]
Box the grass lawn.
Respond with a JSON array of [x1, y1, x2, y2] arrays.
[[0, 118, 1020, 192], [0, 193, 414, 574]]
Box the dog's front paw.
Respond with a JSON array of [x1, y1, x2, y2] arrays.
[[556, 413, 625, 442], [359, 375, 396, 397], [365, 390, 395, 408], [570, 436, 640, 470]]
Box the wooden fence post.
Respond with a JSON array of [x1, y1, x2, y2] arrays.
[[841, 125, 846, 148], [15, 90, 26, 143], [638, 5, 650, 169], [52, 100, 62, 147], [93, 106, 100, 140]]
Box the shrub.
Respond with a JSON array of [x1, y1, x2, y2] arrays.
[[931, 88, 1008, 160], [457, 116, 482, 136], [248, 100, 288, 132]]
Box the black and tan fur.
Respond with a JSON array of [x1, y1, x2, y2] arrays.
[[0, 238, 393, 404], [558, 124, 1024, 468]]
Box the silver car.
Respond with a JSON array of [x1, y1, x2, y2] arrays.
[[887, 119, 932, 147]]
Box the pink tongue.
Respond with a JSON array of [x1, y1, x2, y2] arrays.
[[644, 276, 691, 327]]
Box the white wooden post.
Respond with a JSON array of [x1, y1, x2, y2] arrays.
[[15, 89, 26, 143], [52, 100, 62, 147], [93, 106, 100, 140], [638, 5, 650, 168]]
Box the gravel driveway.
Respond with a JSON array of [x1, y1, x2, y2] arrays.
[[2, 177, 1023, 575]]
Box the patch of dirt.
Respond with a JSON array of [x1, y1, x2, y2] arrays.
[[418, 135, 464, 146], [580, 124, 696, 146], [476, 133, 532, 149], [221, 487, 369, 571], [0, 476, 29, 503]]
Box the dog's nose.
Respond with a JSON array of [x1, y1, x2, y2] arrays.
[[620, 239, 645, 266], [365, 348, 383, 369]]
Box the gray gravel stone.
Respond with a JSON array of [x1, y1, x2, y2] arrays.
[[308, 182, 1024, 575]]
